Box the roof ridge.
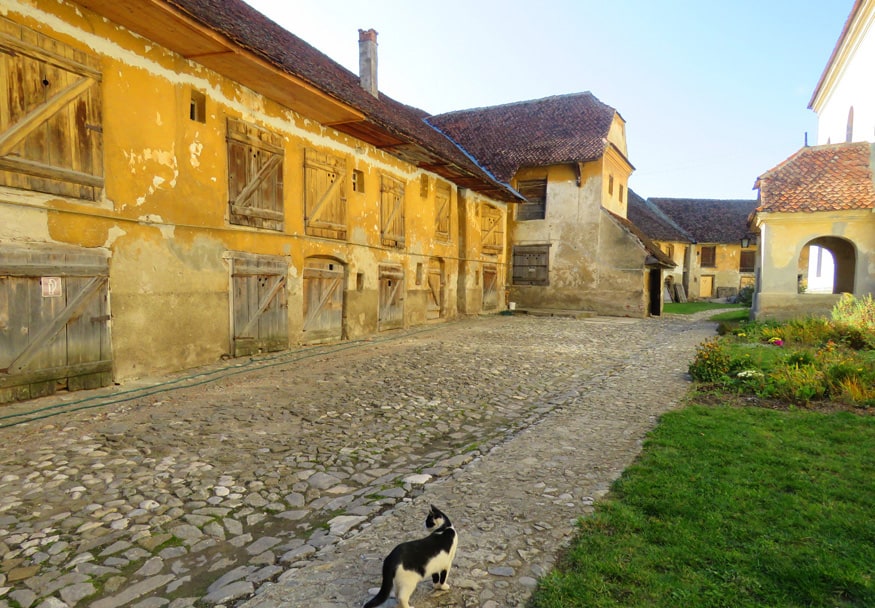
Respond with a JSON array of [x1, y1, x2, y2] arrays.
[[427, 91, 602, 119]]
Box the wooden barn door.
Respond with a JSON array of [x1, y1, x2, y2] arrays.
[[378, 265, 404, 331], [426, 258, 444, 320], [302, 258, 345, 343], [482, 265, 499, 311], [0, 245, 111, 404], [229, 253, 288, 357]]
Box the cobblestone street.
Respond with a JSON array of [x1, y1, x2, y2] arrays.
[[0, 313, 718, 608]]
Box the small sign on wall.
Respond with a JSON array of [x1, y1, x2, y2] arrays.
[[41, 277, 63, 298]]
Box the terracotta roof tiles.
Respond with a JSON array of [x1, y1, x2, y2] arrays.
[[755, 142, 875, 213], [649, 198, 759, 244], [427, 93, 618, 182], [626, 190, 692, 243]]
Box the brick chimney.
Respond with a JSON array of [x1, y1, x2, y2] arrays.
[[358, 29, 378, 97]]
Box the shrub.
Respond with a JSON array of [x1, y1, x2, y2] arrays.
[[735, 285, 754, 306], [762, 365, 827, 404], [831, 293, 875, 349], [832, 293, 875, 329], [689, 339, 732, 382]]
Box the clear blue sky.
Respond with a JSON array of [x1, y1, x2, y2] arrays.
[[243, 0, 850, 200]]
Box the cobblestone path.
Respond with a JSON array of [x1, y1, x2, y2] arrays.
[[0, 313, 717, 608]]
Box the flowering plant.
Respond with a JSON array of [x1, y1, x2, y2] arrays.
[[769, 337, 784, 346]]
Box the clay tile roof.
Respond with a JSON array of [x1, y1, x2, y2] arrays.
[[426, 93, 618, 182], [649, 198, 759, 244], [604, 210, 675, 268], [626, 190, 692, 243], [755, 142, 875, 213], [161, 0, 518, 200]]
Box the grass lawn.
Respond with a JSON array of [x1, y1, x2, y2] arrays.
[[664, 302, 746, 315], [529, 405, 875, 608]]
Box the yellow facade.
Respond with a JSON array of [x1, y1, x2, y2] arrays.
[[0, 0, 507, 390], [753, 210, 875, 320]]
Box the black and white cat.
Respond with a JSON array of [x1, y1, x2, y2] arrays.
[[363, 505, 458, 608]]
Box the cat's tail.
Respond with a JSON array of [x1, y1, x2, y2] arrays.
[[363, 552, 398, 608], [362, 578, 391, 608]]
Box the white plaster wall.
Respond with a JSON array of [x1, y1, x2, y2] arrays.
[[815, 3, 875, 144]]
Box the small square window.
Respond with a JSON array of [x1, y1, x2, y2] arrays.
[[189, 89, 206, 123], [352, 169, 365, 193], [608, 175, 614, 195]]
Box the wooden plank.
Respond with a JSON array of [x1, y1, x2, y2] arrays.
[[236, 275, 285, 339], [0, 359, 111, 389], [0, 155, 103, 188]]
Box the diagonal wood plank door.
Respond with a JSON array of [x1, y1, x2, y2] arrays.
[[229, 252, 288, 357], [378, 265, 404, 331], [0, 245, 111, 404], [302, 258, 345, 343]]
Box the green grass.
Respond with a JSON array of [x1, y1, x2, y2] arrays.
[[664, 302, 745, 315], [709, 308, 750, 322], [529, 405, 875, 608]]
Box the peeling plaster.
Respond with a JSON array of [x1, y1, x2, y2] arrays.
[[189, 138, 204, 168], [123, 145, 179, 205], [104, 225, 127, 248]]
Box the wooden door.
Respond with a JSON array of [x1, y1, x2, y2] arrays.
[[482, 265, 499, 310], [426, 258, 444, 320], [378, 265, 404, 331], [700, 275, 714, 299], [0, 17, 103, 201], [302, 258, 344, 343], [0, 245, 111, 404], [230, 253, 288, 357]]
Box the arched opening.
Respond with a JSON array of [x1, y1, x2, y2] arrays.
[[797, 237, 856, 294]]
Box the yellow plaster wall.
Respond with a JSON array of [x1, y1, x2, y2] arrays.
[[1, 0, 506, 382], [754, 210, 875, 320]]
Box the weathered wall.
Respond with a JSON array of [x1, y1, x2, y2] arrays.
[[688, 243, 755, 299], [507, 160, 648, 316], [0, 0, 505, 383], [752, 210, 875, 320]]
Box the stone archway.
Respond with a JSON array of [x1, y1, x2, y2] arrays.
[[798, 236, 856, 294]]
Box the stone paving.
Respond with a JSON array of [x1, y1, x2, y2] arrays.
[[0, 313, 719, 608]]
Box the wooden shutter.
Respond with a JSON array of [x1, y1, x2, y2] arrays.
[[513, 245, 550, 285], [227, 118, 284, 231], [0, 17, 103, 201], [229, 252, 288, 357], [516, 179, 547, 220], [739, 250, 755, 272], [481, 205, 504, 253], [304, 149, 347, 240], [700, 245, 716, 268], [380, 175, 405, 248], [435, 182, 451, 240]]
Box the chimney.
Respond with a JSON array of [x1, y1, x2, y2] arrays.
[[358, 28, 378, 97]]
